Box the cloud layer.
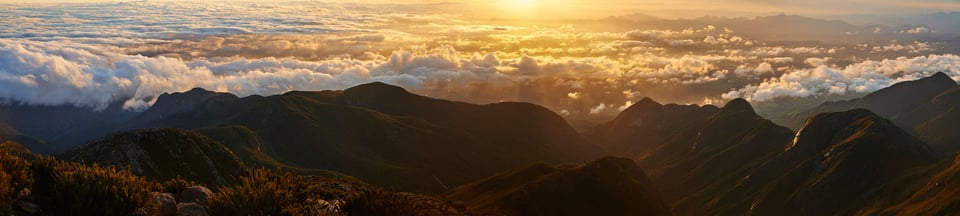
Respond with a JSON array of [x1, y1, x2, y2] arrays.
[[722, 55, 960, 101], [0, 1, 958, 119]]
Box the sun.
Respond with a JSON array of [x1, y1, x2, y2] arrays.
[[500, 0, 542, 15]]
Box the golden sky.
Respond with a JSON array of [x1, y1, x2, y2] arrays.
[[9, 0, 960, 19]]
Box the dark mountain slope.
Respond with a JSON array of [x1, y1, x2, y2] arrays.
[[773, 72, 957, 129], [446, 157, 670, 216], [332, 82, 598, 163], [872, 153, 960, 215], [773, 72, 960, 154], [0, 117, 47, 155], [125, 82, 604, 193], [61, 128, 247, 187], [687, 109, 937, 215], [589, 98, 794, 203], [0, 140, 39, 160], [0, 102, 138, 154], [910, 85, 960, 155], [127, 88, 245, 128], [589, 98, 718, 157]]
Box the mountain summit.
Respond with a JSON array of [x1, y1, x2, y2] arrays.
[[774, 72, 960, 154], [124, 82, 604, 193], [61, 128, 247, 187], [693, 109, 937, 215]]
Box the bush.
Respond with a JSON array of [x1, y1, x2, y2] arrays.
[[209, 169, 445, 216], [207, 169, 304, 215], [31, 157, 159, 216], [209, 169, 377, 216], [0, 171, 12, 214], [159, 176, 198, 195], [341, 189, 432, 216], [0, 143, 31, 213]]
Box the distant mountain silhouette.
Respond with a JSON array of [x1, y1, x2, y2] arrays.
[[9, 79, 960, 214], [685, 109, 936, 215], [588, 98, 794, 203], [124, 82, 604, 193], [129, 88, 242, 128], [0, 116, 47, 155], [589, 97, 949, 215], [446, 157, 670, 216], [774, 72, 960, 154], [61, 128, 247, 187], [0, 102, 138, 154]]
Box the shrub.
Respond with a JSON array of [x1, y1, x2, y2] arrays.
[[209, 168, 444, 216], [159, 176, 198, 195], [340, 189, 432, 216], [0, 143, 31, 213], [207, 169, 302, 215], [31, 157, 159, 216], [0, 171, 12, 214], [209, 169, 377, 216]]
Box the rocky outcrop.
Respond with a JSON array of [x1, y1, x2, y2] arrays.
[[180, 186, 214, 204], [61, 128, 246, 187], [153, 192, 178, 216]]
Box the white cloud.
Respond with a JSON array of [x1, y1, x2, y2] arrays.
[[724, 54, 960, 101], [903, 26, 931, 34], [618, 101, 634, 111], [764, 57, 794, 63], [589, 103, 608, 114]]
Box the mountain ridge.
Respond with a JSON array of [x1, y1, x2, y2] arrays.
[[116, 82, 604, 193]]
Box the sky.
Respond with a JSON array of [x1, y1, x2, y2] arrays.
[[0, 0, 958, 119], [7, 0, 960, 18]]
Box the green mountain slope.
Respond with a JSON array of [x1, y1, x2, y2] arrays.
[[124, 82, 604, 193], [61, 128, 247, 187], [690, 109, 937, 215], [589, 98, 794, 204]]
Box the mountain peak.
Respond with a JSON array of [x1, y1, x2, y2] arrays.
[[851, 72, 957, 116], [637, 97, 659, 105], [186, 87, 212, 94], [136, 88, 239, 125], [790, 108, 912, 154], [157, 87, 234, 102], [62, 128, 246, 186], [621, 97, 662, 113], [928, 71, 955, 85], [344, 82, 410, 95], [720, 98, 755, 114]]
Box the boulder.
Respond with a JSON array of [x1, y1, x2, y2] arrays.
[[180, 186, 213, 204], [152, 192, 178, 216]]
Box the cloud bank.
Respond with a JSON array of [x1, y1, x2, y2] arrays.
[[722, 55, 960, 101], [1, 1, 958, 119]]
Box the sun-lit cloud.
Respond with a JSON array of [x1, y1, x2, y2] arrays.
[[0, 1, 958, 120]]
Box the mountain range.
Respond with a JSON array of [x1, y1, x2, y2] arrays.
[[75, 82, 602, 193], [4, 73, 960, 215], [773, 72, 960, 155]]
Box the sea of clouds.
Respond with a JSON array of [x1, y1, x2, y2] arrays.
[[1, 1, 958, 118]]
